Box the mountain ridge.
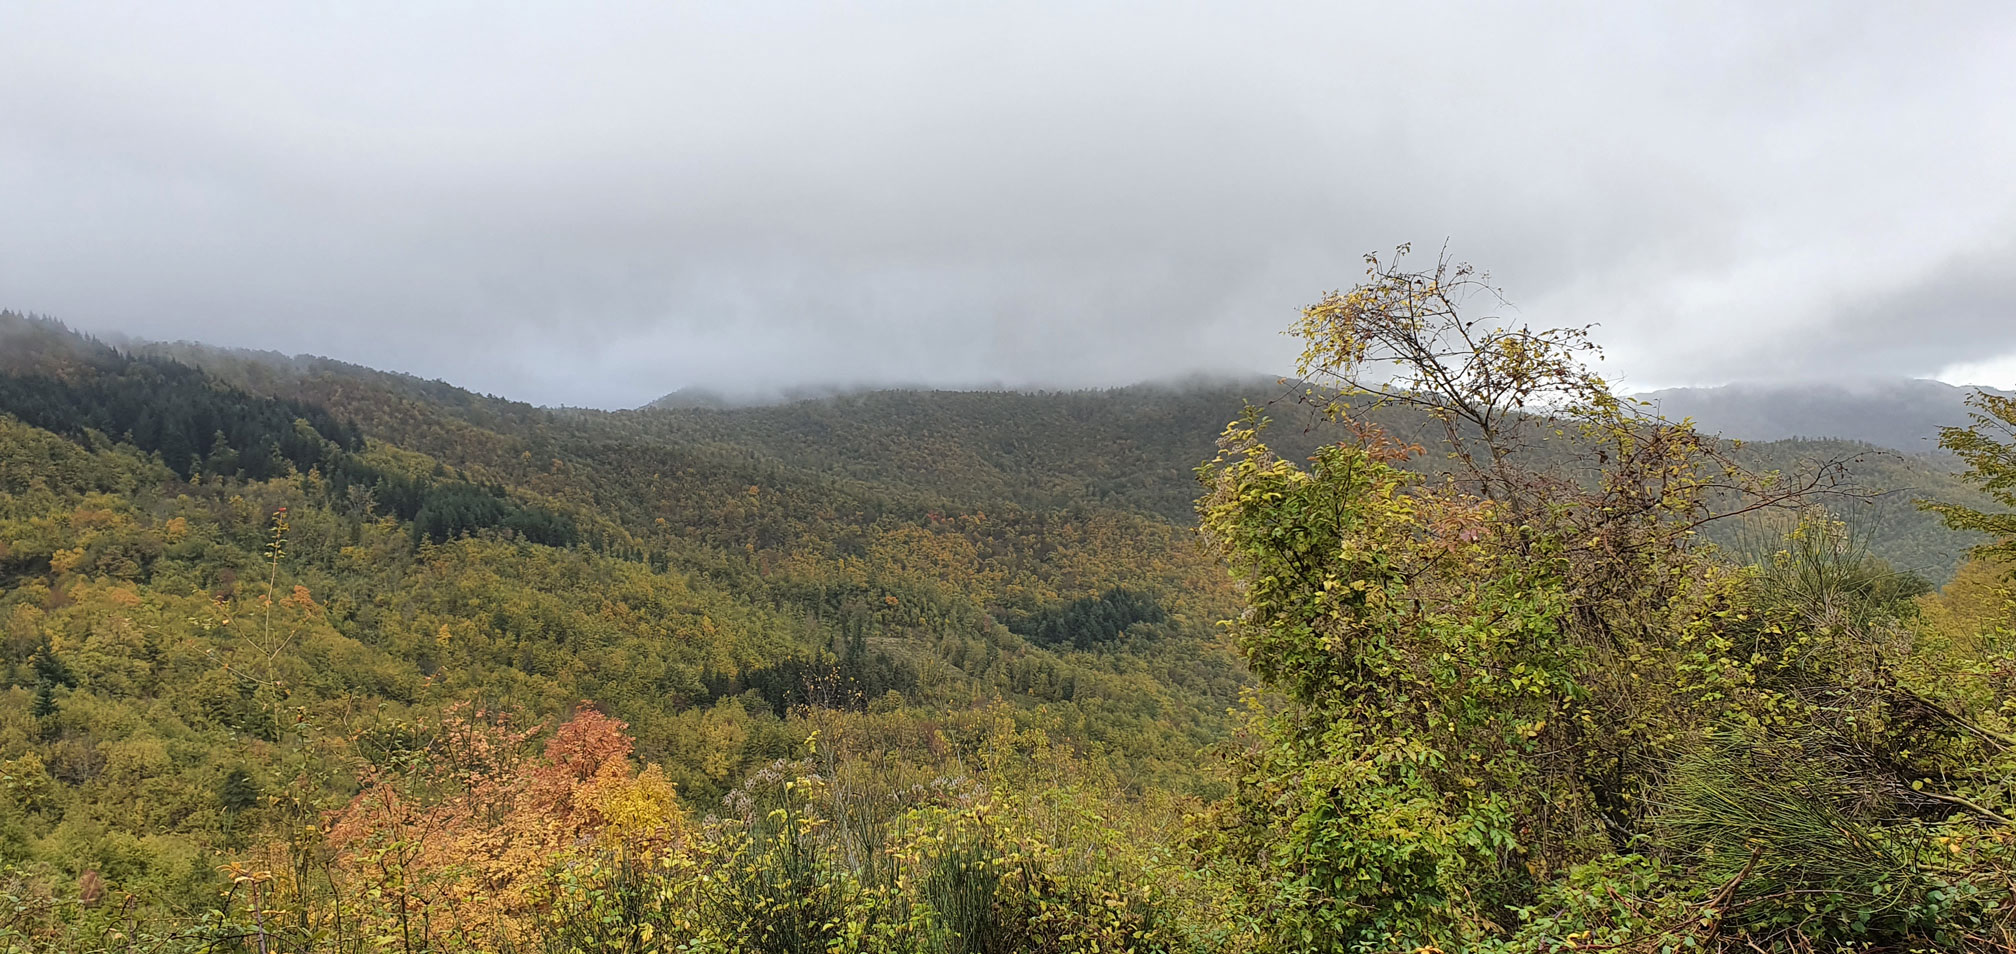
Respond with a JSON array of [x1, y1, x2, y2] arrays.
[[4, 312, 1986, 576], [1639, 377, 2013, 452]]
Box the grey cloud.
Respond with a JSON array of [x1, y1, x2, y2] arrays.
[[2, 1, 2013, 406], [1790, 242, 2016, 378]]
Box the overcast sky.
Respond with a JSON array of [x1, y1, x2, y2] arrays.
[[3, 2, 2013, 407]]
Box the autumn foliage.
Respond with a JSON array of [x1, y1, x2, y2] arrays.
[[296, 705, 680, 948], [6, 295, 2016, 952]]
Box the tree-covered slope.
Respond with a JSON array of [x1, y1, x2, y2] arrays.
[[4, 305, 2014, 951], [118, 320, 1996, 582], [0, 309, 1999, 947], [0, 314, 1249, 931]]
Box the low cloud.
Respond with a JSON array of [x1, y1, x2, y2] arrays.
[[3, 2, 2013, 406]]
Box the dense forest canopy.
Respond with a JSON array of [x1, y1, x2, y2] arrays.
[[2, 294, 2014, 952]]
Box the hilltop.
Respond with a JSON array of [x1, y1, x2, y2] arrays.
[[1640, 377, 2012, 451]]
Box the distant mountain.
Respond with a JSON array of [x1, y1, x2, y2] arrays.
[[0, 312, 1988, 578], [645, 382, 880, 409], [1638, 378, 2011, 451], [641, 372, 1282, 411]]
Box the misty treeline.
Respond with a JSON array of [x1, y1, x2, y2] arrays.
[[3, 252, 2016, 953], [0, 315, 577, 550]]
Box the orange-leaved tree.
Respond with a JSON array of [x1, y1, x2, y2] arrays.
[[307, 703, 684, 951]]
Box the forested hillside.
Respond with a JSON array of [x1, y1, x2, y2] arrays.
[[2, 305, 2013, 952], [119, 319, 1995, 580], [0, 313, 1250, 945]]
